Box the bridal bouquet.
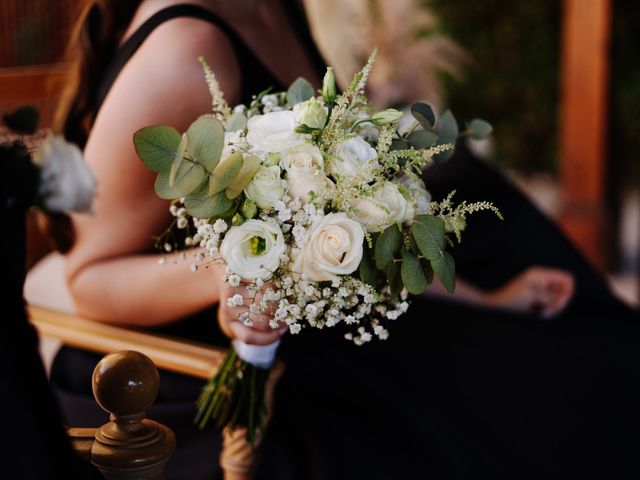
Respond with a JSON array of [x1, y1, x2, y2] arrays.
[[134, 50, 500, 443]]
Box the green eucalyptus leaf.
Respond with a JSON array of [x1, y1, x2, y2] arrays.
[[185, 183, 233, 219], [171, 161, 206, 197], [226, 155, 260, 199], [407, 130, 439, 149], [433, 110, 459, 163], [431, 250, 456, 293], [154, 170, 187, 200], [401, 249, 427, 295], [375, 225, 402, 270], [467, 119, 493, 139], [387, 261, 403, 298], [410, 215, 445, 261], [186, 115, 224, 171], [209, 151, 244, 195], [169, 133, 188, 186], [287, 77, 314, 106], [359, 247, 379, 287], [227, 112, 248, 132], [410, 102, 436, 130], [134, 125, 181, 173]]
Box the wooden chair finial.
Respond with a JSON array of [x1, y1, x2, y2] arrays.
[[89, 350, 176, 480]]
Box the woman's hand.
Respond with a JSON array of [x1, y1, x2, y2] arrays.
[[486, 266, 575, 319], [218, 281, 287, 345]]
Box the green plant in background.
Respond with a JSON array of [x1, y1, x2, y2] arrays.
[[428, 0, 561, 175], [610, 2, 640, 190], [427, 0, 639, 188]]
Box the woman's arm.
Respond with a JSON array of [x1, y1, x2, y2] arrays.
[[65, 19, 242, 326], [424, 266, 575, 318]]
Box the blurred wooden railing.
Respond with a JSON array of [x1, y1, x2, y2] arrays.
[[28, 304, 281, 480], [28, 305, 226, 379]]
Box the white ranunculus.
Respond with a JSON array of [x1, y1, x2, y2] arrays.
[[329, 136, 378, 178], [350, 182, 414, 232], [293, 97, 327, 130], [219, 220, 285, 280], [33, 134, 96, 213], [292, 213, 364, 282], [246, 110, 306, 153], [399, 175, 432, 214], [244, 165, 286, 210]]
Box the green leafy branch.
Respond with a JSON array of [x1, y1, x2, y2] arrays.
[[134, 115, 257, 220]]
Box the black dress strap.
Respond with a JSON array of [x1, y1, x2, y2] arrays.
[[94, 4, 286, 112]]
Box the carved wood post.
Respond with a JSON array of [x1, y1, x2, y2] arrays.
[[558, 0, 611, 270], [69, 350, 176, 480]]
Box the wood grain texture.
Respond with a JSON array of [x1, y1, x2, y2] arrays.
[[558, 0, 611, 270], [28, 305, 226, 379]]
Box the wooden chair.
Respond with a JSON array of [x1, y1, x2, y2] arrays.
[[28, 305, 283, 480]]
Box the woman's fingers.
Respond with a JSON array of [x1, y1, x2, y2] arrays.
[[218, 280, 286, 344], [530, 269, 575, 319]]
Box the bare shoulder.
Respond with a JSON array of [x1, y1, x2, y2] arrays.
[[69, 17, 243, 273], [97, 16, 241, 133]]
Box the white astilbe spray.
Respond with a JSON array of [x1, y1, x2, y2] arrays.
[[199, 56, 231, 122]]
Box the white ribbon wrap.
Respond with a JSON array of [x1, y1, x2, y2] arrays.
[[232, 339, 280, 369]]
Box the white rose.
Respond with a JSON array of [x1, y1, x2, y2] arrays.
[[280, 143, 323, 171], [244, 165, 286, 210], [329, 136, 378, 178], [292, 213, 364, 282], [246, 110, 306, 153], [399, 175, 432, 214], [350, 182, 414, 232], [293, 97, 327, 130], [287, 169, 335, 205], [33, 134, 96, 213], [281, 144, 333, 204], [219, 219, 285, 280]]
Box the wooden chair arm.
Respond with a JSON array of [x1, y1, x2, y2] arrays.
[[27, 305, 280, 480], [27, 305, 225, 379]]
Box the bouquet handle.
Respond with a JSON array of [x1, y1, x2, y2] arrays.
[[220, 361, 284, 478], [195, 339, 281, 446]]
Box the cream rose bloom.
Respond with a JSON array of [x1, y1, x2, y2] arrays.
[[350, 182, 414, 232], [329, 136, 378, 178], [292, 213, 364, 282], [281, 144, 334, 204], [293, 97, 327, 130], [246, 110, 306, 153], [33, 134, 96, 213], [244, 165, 286, 210], [219, 220, 284, 280]]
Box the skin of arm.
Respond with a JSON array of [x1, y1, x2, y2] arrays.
[[65, 19, 242, 326], [423, 267, 575, 318]]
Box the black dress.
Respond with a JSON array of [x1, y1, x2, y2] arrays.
[[49, 4, 323, 480], [50, 4, 640, 480]]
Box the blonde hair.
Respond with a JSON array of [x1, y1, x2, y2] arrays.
[[303, 0, 466, 108]]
